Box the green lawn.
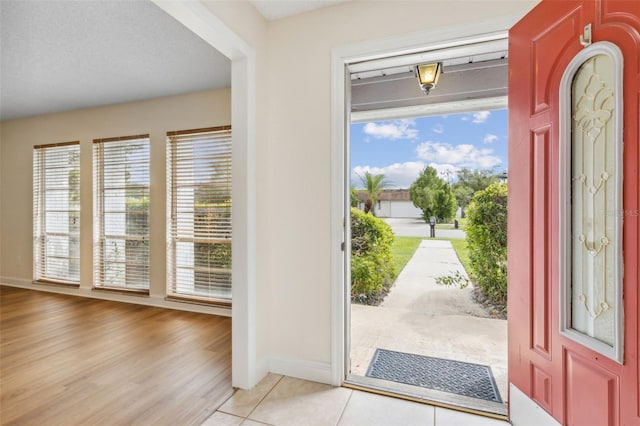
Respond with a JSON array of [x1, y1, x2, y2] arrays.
[[391, 236, 472, 279], [390, 236, 423, 277], [446, 238, 472, 278], [434, 217, 468, 230]]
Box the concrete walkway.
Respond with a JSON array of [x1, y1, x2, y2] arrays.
[[350, 239, 508, 403]]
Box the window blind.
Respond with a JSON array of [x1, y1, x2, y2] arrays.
[[167, 126, 232, 302], [33, 142, 80, 284], [94, 135, 150, 290]]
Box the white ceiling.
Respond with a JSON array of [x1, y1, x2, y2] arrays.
[[0, 0, 231, 121], [249, 0, 351, 21], [0, 0, 353, 121], [1, 0, 496, 123]]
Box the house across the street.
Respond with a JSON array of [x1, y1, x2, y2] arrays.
[[357, 189, 422, 218]]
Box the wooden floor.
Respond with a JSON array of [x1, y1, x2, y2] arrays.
[[0, 286, 232, 426]]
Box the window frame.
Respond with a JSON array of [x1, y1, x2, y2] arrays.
[[558, 41, 624, 363], [33, 141, 81, 286], [166, 126, 232, 305], [93, 134, 151, 293]]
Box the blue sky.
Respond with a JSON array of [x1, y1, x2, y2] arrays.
[[350, 109, 507, 189]]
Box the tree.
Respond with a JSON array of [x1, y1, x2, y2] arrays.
[[357, 172, 391, 215], [433, 185, 457, 221], [451, 168, 501, 216], [409, 166, 457, 222], [456, 168, 501, 192], [453, 184, 474, 215]]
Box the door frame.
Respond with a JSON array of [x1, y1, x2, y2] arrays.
[[151, 1, 259, 390], [329, 15, 529, 387]]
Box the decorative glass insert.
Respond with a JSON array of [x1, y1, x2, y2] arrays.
[[571, 54, 617, 346], [567, 50, 621, 353]]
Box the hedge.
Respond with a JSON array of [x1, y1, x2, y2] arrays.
[[466, 183, 508, 305], [350, 208, 395, 303]]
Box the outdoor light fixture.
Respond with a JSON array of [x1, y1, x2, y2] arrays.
[[415, 62, 442, 95]]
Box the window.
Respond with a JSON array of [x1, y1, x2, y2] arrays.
[[94, 135, 150, 291], [559, 42, 623, 363], [167, 126, 232, 303], [33, 142, 80, 284]]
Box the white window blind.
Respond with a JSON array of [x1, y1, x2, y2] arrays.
[[167, 126, 232, 303], [94, 135, 150, 291], [33, 142, 80, 284]]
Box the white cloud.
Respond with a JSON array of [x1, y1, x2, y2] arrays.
[[352, 162, 463, 188], [363, 119, 418, 140], [472, 111, 491, 124], [432, 124, 444, 134], [415, 141, 501, 169], [483, 133, 498, 144], [352, 162, 426, 189]]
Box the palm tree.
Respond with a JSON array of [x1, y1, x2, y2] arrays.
[[357, 172, 391, 214]]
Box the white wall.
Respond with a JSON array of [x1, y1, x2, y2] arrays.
[[0, 89, 232, 315], [266, 0, 540, 377], [0, 0, 542, 388], [201, 0, 539, 380]]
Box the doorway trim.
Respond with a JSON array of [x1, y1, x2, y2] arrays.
[[329, 15, 528, 387], [151, 1, 259, 389]]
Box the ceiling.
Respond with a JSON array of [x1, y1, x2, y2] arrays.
[[249, 0, 351, 20], [0, 0, 353, 121], [0, 0, 231, 121], [1, 0, 503, 123]]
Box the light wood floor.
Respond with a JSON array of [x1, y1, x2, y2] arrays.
[[0, 286, 232, 426]]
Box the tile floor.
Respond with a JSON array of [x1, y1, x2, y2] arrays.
[[203, 374, 510, 426]]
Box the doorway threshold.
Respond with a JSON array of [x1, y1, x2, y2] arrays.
[[344, 374, 508, 419]]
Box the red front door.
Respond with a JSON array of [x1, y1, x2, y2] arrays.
[[508, 1, 639, 425]]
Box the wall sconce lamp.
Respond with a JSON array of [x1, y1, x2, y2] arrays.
[[415, 62, 442, 95]]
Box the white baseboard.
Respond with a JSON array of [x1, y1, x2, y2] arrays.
[[510, 384, 561, 426], [0, 276, 231, 317], [269, 354, 333, 385], [254, 354, 271, 385]]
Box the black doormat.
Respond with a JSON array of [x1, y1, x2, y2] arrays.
[[365, 349, 502, 403]]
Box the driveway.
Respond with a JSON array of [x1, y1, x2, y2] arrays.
[[349, 239, 507, 408], [382, 217, 466, 239]]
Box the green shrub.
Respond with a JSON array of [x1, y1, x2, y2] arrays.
[[466, 183, 508, 305], [350, 207, 395, 303], [351, 256, 386, 300], [435, 270, 469, 289]]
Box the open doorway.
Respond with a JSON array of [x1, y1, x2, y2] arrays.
[[343, 39, 509, 417]]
